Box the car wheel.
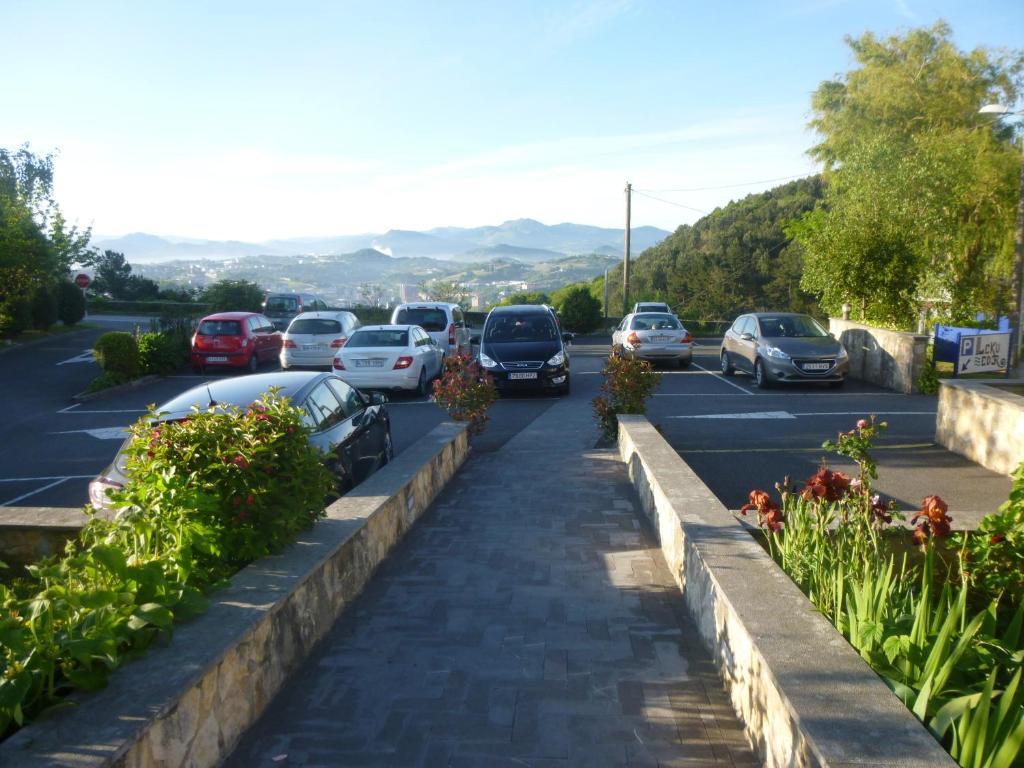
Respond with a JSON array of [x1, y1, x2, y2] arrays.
[[247, 353, 259, 373], [192, 364, 203, 374], [417, 367, 429, 397], [755, 359, 772, 389], [559, 378, 571, 396], [384, 432, 394, 463], [720, 352, 735, 376], [679, 358, 691, 370]]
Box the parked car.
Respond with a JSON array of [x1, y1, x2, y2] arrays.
[[88, 371, 392, 509], [632, 301, 674, 315], [390, 302, 471, 358], [191, 312, 282, 373], [612, 312, 693, 368], [478, 304, 571, 395], [720, 312, 849, 388], [281, 311, 361, 370], [333, 325, 443, 396], [263, 292, 329, 331]]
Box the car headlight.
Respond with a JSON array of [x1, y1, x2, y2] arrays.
[[479, 353, 498, 369], [546, 350, 565, 367], [764, 345, 790, 360], [837, 345, 849, 359]]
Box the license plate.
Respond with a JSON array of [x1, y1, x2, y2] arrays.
[[303, 344, 326, 351], [803, 362, 830, 371], [508, 372, 537, 380], [355, 359, 384, 368], [652, 335, 671, 342], [206, 356, 228, 362]]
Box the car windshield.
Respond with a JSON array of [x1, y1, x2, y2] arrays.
[[265, 296, 298, 313], [197, 320, 241, 335], [631, 313, 681, 331], [485, 314, 558, 342], [346, 329, 409, 347], [758, 315, 828, 338], [289, 318, 341, 335], [395, 307, 447, 332]]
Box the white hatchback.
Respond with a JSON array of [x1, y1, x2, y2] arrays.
[[333, 324, 444, 396], [390, 303, 472, 358], [281, 311, 361, 369]]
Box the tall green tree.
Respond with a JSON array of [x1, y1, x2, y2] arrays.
[[797, 22, 1023, 325], [201, 280, 265, 313]]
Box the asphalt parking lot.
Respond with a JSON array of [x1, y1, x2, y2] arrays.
[[643, 342, 1012, 515], [0, 321, 607, 509]]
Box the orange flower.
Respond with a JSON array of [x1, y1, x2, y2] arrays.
[[740, 490, 785, 532], [911, 495, 952, 544], [801, 467, 851, 503]]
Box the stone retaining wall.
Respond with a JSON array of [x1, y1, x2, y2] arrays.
[[0, 421, 469, 768], [828, 318, 929, 394], [0, 507, 107, 569], [617, 415, 955, 768], [936, 379, 1024, 476]]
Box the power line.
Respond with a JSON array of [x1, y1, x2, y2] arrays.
[[630, 189, 708, 215], [638, 173, 813, 194]]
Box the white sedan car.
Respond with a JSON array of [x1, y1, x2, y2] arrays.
[[612, 312, 693, 368], [332, 325, 444, 396], [281, 311, 361, 369]]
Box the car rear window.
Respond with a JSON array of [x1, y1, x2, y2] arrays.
[[631, 314, 681, 330], [288, 318, 341, 335], [346, 330, 409, 347], [394, 307, 448, 332], [198, 320, 241, 335], [265, 296, 299, 313]]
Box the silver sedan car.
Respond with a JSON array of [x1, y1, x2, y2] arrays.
[[612, 312, 693, 368], [720, 312, 849, 388]]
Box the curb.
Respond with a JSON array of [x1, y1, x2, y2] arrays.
[[72, 374, 161, 403]]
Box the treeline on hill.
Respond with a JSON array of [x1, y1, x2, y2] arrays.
[[593, 176, 825, 321]]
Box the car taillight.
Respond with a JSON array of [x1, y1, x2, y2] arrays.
[[394, 355, 413, 369], [333, 358, 346, 370], [283, 339, 297, 348], [448, 323, 456, 346], [191, 334, 197, 347], [681, 332, 693, 344], [330, 337, 347, 348], [627, 332, 642, 346], [89, 476, 123, 509]]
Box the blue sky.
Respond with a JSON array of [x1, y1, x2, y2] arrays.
[[1, 0, 1021, 240]]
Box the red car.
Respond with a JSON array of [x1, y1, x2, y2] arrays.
[[191, 312, 283, 373]]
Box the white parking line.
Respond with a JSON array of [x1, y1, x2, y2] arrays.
[[57, 404, 147, 414], [51, 427, 130, 439], [55, 349, 95, 366], [669, 410, 937, 420], [0, 474, 95, 483], [678, 442, 935, 454], [691, 363, 754, 395]]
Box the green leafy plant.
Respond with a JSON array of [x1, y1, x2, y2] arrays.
[[0, 391, 332, 738], [29, 284, 58, 330], [92, 331, 140, 382], [432, 354, 498, 435], [136, 330, 187, 375], [55, 279, 86, 326], [744, 417, 1024, 768], [592, 353, 662, 439]]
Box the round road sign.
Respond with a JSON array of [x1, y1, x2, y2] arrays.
[[75, 273, 91, 288]]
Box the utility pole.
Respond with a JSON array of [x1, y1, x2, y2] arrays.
[[623, 181, 631, 317]]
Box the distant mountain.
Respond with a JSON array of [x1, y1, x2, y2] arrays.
[[93, 219, 671, 265]]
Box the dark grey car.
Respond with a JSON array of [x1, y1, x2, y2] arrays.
[[720, 312, 849, 388]]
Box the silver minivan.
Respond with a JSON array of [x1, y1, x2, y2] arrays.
[[389, 302, 471, 358], [281, 311, 361, 369]]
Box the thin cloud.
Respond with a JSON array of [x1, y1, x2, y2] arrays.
[[543, 0, 638, 46]]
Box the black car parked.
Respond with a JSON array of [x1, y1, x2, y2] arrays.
[[478, 304, 572, 395], [89, 371, 393, 508]]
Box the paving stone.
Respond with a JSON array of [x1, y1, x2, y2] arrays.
[[227, 399, 759, 767]]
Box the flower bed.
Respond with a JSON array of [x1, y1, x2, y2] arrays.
[[741, 417, 1024, 767], [0, 391, 333, 740]]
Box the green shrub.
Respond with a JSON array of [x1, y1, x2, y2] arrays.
[[592, 354, 662, 439], [136, 331, 187, 375], [30, 285, 58, 330], [92, 331, 140, 381], [55, 280, 86, 326], [552, 284, 602, 333], [0, 391, 333, 737], [0, 297, 32, 337]]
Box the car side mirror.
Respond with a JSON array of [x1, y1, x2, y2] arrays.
[[370, 391, 388, 405], [562, 333, 575, 343], [740, 332, 754, 341]]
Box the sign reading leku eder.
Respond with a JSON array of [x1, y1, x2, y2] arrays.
[[958, 333, 1011, 374]]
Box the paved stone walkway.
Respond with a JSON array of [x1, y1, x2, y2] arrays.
[[228, 397, 759, 767]]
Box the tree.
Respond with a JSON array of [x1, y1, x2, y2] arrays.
[[498, 290, 549, 306], [91, 250, 133, 297], [797, 23, 1024, 325], [201, 280, 265, 313], [30, 284, 58, 330], [552, 284, 602, 332], [56, 279, 86, 325], [420, 279, 468, 305]]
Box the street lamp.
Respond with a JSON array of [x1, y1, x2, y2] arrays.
[[979, 103, 1024, 370]]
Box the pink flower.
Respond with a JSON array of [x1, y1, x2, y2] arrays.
[[856, 419, 868, 430]]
